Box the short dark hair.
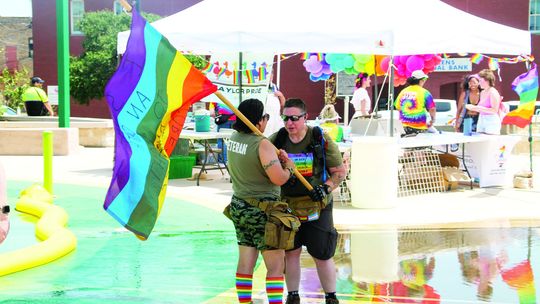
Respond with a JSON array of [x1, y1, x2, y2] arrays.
[[284, 98, 306, 112], [461, 74, 481, 91], [406, 77, 421, 85], [232, 98, 264, 133]]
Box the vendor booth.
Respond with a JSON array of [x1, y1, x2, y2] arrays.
[[117, 0, 532, 200]]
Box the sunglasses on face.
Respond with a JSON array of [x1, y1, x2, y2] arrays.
[[281, 113, 305, 122], [262, 113, 270, 121]]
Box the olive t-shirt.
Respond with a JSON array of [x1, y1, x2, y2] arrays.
[[269, 126, 343, 197], [227, 131, 280, 199]]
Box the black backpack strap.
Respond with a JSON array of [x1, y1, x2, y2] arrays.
[[311, 126, 327, 182], [273, 127, 289, 149]]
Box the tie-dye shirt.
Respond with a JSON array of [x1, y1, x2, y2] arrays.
[[394, 85, 435, 129]]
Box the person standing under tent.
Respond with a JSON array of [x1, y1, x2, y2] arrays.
[[270, 98, 346, 304], [227, 98, 296, 304], [455, 74, 481, 132], [349, 73, 372, 121], [394, 70, 436, 136], [466, 69, 503, 135]]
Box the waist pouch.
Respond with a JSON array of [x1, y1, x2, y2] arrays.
[[242, 198, 300, 250], [285, 195, 327, 222]]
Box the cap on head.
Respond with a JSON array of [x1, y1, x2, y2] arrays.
[[319, 104, 341, 122], [411, 70, 428, 80], [31, 77, 44, 84]]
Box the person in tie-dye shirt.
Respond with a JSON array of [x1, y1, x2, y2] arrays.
[[394, 70, 436, 136]]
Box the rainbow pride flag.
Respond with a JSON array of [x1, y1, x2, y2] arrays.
[[470, 53, 484, 64], [502, 63, 538, 128], [501, 260, 537, 304], [103, 10, 217, 239]]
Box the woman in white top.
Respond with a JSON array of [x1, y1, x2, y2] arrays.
[[350, 73, 372, 121]]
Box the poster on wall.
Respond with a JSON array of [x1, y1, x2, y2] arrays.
[[201, 53, 275, 108], [47, 85, 59, 105]]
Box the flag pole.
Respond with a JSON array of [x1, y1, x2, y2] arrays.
[[118, 0, 132, 12], [214, 91, 314, 191]]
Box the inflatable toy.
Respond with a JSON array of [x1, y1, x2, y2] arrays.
[[0, 185, 77, 276]]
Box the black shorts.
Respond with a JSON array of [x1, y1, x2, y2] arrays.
[[290, 201, 338, 260]]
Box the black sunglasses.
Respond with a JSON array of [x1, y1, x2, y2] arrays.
[[262, 113, 270, 120], [281, 113, 305, 122]]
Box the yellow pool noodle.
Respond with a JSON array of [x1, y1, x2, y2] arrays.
[[0, 195, 77, 276]]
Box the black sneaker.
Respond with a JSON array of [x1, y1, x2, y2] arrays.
[[325, 298, 339, 304], [285, 294, 300, 304]]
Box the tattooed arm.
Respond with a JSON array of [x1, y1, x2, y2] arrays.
[[324, 164, 347, 192], [259, 139, 294, 186]]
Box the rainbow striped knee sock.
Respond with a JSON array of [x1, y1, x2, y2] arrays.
[[236, 273, 253, 303], [266, 276, 284, 303]]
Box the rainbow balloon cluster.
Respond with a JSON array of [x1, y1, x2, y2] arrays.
[[302, 53, 442, 86]]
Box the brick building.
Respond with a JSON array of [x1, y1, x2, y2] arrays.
[[31, 0, 540, 119], [0, 17, 32, 74]]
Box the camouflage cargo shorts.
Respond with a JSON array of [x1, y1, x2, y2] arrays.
[[229, 196, 268, 250]]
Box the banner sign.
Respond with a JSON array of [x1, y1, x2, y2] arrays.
[[201, 53, 274, 108], [435, 58, 472, 72]]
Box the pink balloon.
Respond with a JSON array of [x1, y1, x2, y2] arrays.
[[396, 65, 407, 77], [423, 54, 434, 61], [406, 55, 424, 73], [433, 55, 443, 64], [399, 55, 409, 65], [380, 56, 390, 72], [424, 59, 436, 69]]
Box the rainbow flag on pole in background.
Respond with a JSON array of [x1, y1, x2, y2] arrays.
[[103, 10, 217, 240], [502, 63, 539, 128]]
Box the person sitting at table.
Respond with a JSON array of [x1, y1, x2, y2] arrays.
[[455, 74, 481, 132], [318, 104, 344, 142], [465, 69, 502, 135]]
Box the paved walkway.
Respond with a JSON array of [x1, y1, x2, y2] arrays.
[[2, 146, 540, 230]]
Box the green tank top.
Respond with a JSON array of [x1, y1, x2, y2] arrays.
[[227, 131, 280, 200]]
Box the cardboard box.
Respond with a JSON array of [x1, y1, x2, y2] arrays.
[[442, 167, 471, 191]]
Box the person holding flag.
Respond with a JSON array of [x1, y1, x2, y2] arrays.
[[227, 98, 296, 304]]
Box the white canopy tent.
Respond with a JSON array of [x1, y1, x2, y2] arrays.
[[117, 0, 531, 56]]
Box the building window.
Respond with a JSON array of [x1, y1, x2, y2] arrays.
[[530, 0, 540, 32], [71, 0, 85, 35]]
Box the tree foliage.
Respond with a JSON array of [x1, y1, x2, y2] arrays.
[[0, 68, 30, 111], [70, 11, 209, 105], [70, 11, 160, 104]]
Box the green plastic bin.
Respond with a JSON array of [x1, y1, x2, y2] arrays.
[[169, 155, 196, 179]]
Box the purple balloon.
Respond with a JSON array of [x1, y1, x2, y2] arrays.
[[303, 55, 323, 73]]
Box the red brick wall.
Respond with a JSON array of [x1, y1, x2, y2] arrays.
[[32, 0, 540, 118]]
